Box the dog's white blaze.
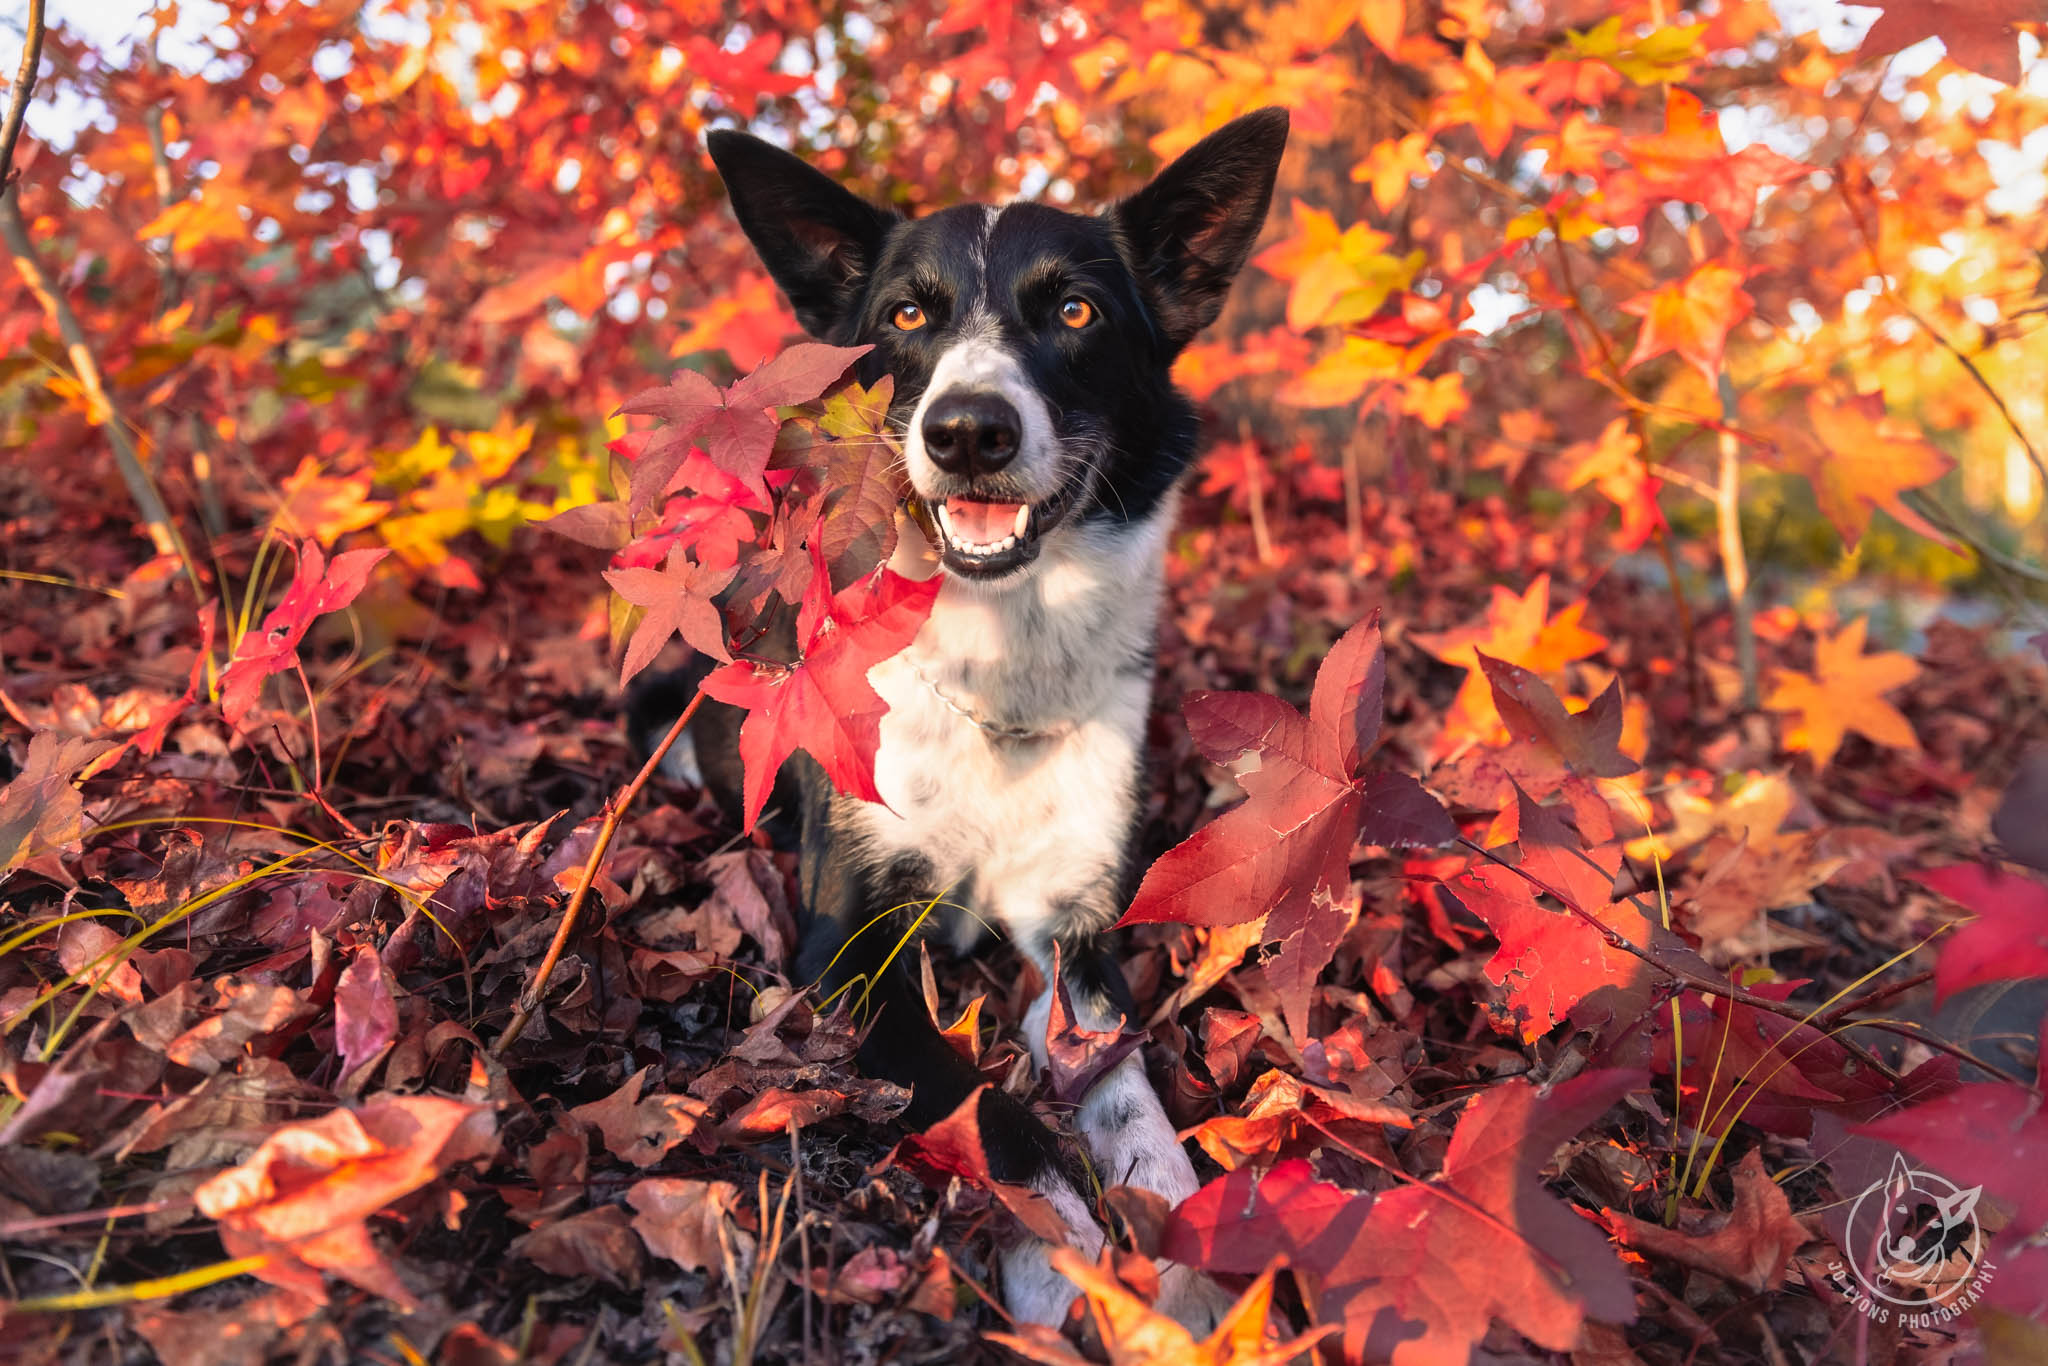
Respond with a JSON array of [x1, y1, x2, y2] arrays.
[[901, 333, 1061, 499]]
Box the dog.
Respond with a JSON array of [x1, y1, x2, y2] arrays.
[[644, 107, 1289, 1329]]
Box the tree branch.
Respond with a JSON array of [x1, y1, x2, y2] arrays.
[[0, 0, 45, 191], [1839, 174, 2048, 499]]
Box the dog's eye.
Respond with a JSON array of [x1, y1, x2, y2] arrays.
[[891, 303, 926, 331], [1058, 297, 1094, 329]]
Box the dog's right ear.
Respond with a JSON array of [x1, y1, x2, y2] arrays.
[[706, 130, 898, 340]]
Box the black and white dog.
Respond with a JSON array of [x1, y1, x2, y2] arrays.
[[672, 108, 1288, 1327]]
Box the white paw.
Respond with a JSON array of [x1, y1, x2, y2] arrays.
[[1000, 1237, 1235, 1334], [1000, 1237, 1085, 1327]]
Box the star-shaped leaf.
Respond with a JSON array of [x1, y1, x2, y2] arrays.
[[621, 343, 872, 504], [1119, 613, 1456, 1037], [603, 546, 738, 686], [1856, 0, 2041, 85], [699, 544, 939, 830], [1412, 574, 1608, 741], [1768, 389, 1956, 550], [1619, 259, 1754, 381], [1628, 90, 1812, 237], [1763, 616, 1921, 769]]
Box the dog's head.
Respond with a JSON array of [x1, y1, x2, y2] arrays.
[[707, 110, 1288, 584]]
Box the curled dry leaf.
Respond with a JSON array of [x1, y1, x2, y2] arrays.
[[1603, 1148, 1812, 1292], [568, 1064, 710, 1167], [627, 1176, 753, 1273], [193, 1095, 497, 1305]]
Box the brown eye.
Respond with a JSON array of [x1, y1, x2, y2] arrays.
[[892, 302, 926, 331], [1058, 297, 1094, 329]]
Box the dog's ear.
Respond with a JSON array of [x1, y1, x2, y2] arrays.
[[1113, 107, 1289, 352], [706, 130, 898, 340]]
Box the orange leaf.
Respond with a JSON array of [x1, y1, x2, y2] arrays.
[[1278, 336, 1408, 408], [1411, 573, 1607, 740], [194, 1096, 496, 1304], [1764, 616, 1921, 770], [1771, 390, 1957, 549], [1626, 90, 1811, 237], [1399, 372, 1469, 428], [1618, 260, 1754, 382], [1434, 44, 1551, 157], [1349, 131, 1432, 212]]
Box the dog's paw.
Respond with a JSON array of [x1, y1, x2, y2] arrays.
[[999, 1237, 1236, 1336]]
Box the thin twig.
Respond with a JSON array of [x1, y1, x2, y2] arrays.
[[0, 0, 46, 191], [492, 685, 705, 1055], [1812, 970, 1933, 1027], [1903, 489, 2048, 587], [1714, 371, 1757, 706], [1838, 175, 2048, 499]]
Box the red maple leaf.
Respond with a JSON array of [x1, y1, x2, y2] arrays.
[[1118, 612, 1455, 1041], [621, 343, 872, 505], [603, 545, 738, 686], [1856, 0, 2040, 86], [1477, 655, 1639, 779], [1165, 1070, 1645, 1365], [1626, 90, 1812, 237], [1120, 611, 1453, 930], [1451, 788, 1709, 1044], [684, 32, 810, 105], [218, 541, 390, 726], [699, 546, 939, 830], [770, 375, 907, 589], [1910, 863, 2048, 1004]]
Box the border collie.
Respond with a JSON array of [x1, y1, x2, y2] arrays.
[[663, 108, 1288, 1328]]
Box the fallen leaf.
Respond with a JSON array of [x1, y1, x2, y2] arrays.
[[1764, 616, 1921, 769], [1605, 1148, 1811, 1291], [1910, 863, 2048, 1004]]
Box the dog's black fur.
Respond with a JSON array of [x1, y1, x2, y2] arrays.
[[637, 109, 1288, 1324]]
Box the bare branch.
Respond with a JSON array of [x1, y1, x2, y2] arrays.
[[0, 0, 45, 192]]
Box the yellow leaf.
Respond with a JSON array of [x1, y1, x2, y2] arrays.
[[1564, 18, 1708, 85], [1278, 336, 1406, 408]]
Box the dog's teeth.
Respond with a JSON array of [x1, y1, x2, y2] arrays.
[[936, 502, 956, 543], [1013, 504, 1031, 539]]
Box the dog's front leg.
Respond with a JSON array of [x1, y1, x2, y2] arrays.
[[1006, 937, 1233, 1332]]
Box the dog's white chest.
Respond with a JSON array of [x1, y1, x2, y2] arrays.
[[850, 517, 1172, 954]]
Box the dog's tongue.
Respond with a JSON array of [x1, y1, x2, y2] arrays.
[[948, 499, 1023, 544]]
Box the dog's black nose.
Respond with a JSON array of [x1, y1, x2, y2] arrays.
[[921, 391, 1020, 476]]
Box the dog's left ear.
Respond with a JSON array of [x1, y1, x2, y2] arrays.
[[707, 129, 900, 341], [1113, 107, 1289, 352]]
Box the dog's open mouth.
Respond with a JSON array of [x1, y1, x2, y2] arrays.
[[924, 486, 1078, 578]]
